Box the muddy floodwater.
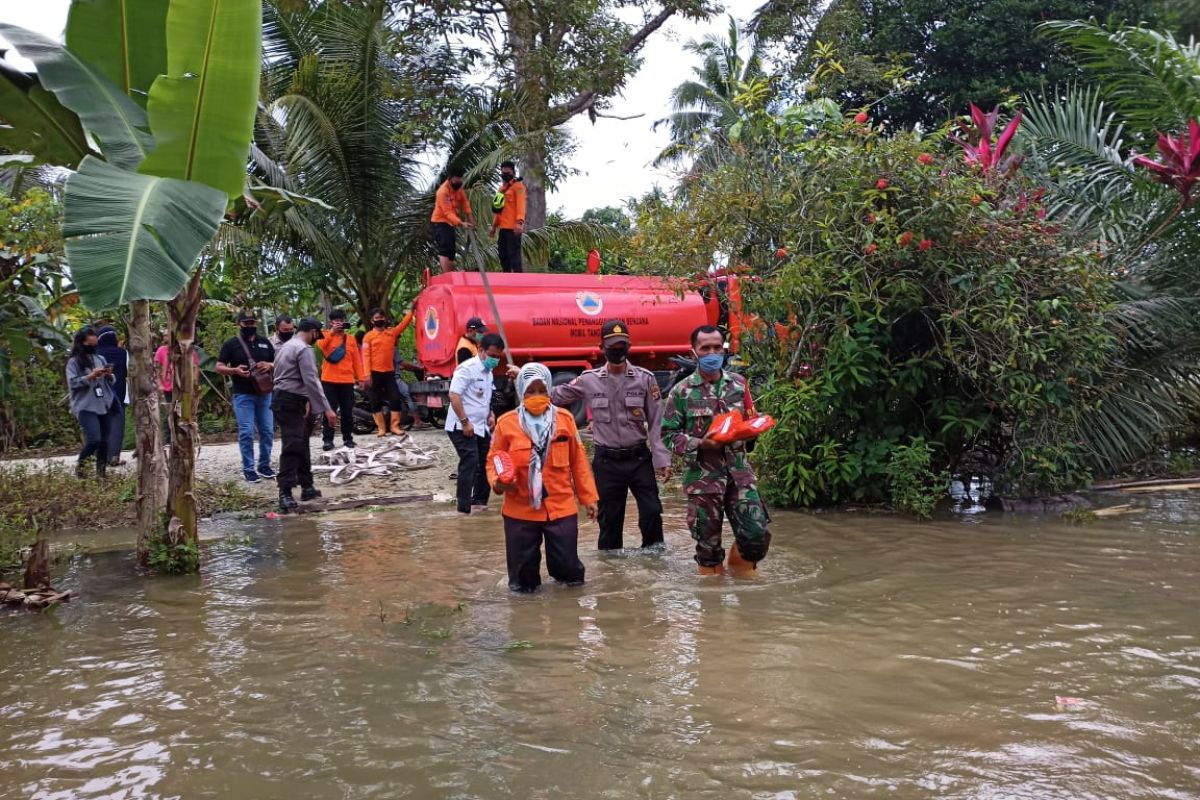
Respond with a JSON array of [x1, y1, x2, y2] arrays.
[[3, 496, 1200, 799]]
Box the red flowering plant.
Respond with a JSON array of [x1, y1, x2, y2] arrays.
[[630, 96, 1118, 505], [1132, 119, 1200, 207], [950, 104, 1024, 177]]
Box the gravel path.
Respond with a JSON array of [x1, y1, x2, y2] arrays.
[[2, 428, 459, 508]]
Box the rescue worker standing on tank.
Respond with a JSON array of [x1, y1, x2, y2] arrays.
[[550, 320, 671, 550], [489, 160, 526, 273], [431, 166, 474, 273], [362, 305, 413, 437], [272, 318, 338, 513], [662, 324, 771, 574]]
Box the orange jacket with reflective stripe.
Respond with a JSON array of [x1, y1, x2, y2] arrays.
[[360, 312, 412, 374], [431, 181, 472, 226], [317, 331, 364, 384], [493, 179, 526, 230], [486, 408, 599, 522]]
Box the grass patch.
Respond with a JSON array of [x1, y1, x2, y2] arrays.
[[0, 464, 264, 572]]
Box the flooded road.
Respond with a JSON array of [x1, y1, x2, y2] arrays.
[[3, 496, 1199, 799]]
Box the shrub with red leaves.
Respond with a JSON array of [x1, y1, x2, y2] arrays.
[[1132, 119, 1200, 207]]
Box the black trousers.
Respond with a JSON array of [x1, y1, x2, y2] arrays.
[[498, 229, 523, 273], [368, 370, 402, 414], [321, 381, 356, 444], [593, 446, 664, 549], [503, 514, 585, 591], [272, 392, 313, 493], [448, 429, 491, 513]]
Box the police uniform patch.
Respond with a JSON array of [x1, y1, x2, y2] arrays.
[[632, 408, 643, 418], [651, 384, 660, 400]]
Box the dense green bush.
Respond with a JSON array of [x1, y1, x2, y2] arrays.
[[635, 99, 1119, 505]]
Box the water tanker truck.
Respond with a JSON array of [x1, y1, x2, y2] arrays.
[[406, 270, 747, 422]]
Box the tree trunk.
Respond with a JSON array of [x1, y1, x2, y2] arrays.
[[164, 270, 205, 571], [130, 299, 167, 563], [521, 134, 549, 231]]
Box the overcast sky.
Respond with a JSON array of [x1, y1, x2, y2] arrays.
[[0, 1, 758, 216]]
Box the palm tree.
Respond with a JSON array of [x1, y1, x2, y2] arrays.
[[653, 17, 767, 168], [1017, 21, 1200, 472], [256, 0, 622, 318]]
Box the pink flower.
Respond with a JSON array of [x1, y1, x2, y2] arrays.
[[918, 153, 934, 166], [897, 231, 914, 247], [854, 111, 869, 124], [865, 243, 878, 255], [918, 238, 933, 251], [775, 247, 789, 259], [876, 179, 889, 190]]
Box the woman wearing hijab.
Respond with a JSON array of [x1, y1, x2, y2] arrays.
[[487, 363, 599, 592], [65, 326, 116, 479], [95, 325, 128, 466]]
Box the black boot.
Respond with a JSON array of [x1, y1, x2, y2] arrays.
[[322, 440, 335, 452], [279, 491, 298, 513], [300, 486, 321, 502], [95, 458, 107, 480], [343, 438, 356, 449], [75, 460, 88, 479]]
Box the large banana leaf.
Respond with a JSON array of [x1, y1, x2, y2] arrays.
[[0, 23, 152, 170], [64, 156, 226, 308], [65, 0, 169, 107], [139, 0, 262, 197], [0, 61, 91, 167]]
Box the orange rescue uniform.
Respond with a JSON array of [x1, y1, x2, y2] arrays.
[[431, 181, 472, 226], [361, 312, 413, 374], [317, 331, 364, 384], [493, 179, 526, 230], [487, 408, 599, 522]]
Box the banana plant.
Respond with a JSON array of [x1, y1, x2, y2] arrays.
[[0, 0, 261, 568]]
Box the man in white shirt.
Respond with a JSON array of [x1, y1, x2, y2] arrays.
[[446, 333, 509, 514]]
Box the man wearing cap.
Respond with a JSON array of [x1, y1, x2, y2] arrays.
[[271, 318, 338, 512], [217, 310, 277, 483], [457, 317, 487, 365], [550, 319, 671, 549], [489, 160, 526, 273]]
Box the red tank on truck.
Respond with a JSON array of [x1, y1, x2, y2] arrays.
[[406, 270, 750, 423]]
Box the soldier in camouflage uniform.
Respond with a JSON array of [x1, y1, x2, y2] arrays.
[[662, 325, 771, 571]]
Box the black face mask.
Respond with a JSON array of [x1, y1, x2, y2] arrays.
[[277, 331, 294, 343], [372, 319, 386, 329], [450, 181, 463, 190], [501, 172, 514, 182], [605, 346, 628, 365], [240, 326, 257, 339], [83, 344, 97, 354]]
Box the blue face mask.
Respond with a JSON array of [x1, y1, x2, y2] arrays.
[[482, 356, 500, 370], [697, 353, 725, 375]]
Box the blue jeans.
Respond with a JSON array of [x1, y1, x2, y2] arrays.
[[233, 392, 274, 474], [77, 410, 109, 466], [394, 376, 418, 412]]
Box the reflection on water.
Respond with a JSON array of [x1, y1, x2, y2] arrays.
[[3, 497, 1200, 799]]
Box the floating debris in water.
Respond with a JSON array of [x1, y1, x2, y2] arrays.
[[1055, 696, 1084, 709], [1, 582, 73, 612]]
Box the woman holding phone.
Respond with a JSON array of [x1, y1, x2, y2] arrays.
[[65, 326, 116, 479]]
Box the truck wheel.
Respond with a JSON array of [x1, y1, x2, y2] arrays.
[[551, 371, 586, 427], [352, 408, 375, 435]]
